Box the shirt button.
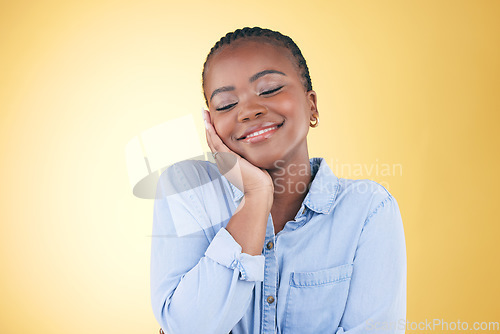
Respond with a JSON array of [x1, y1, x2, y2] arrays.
[[302, 207, 306, 214], [267, 295, 275, 304], [266, 241, 274, 250]]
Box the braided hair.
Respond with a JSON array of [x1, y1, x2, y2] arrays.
[[202, 27, 313, 106]]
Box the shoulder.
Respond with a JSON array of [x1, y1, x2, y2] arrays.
[[154, 159, 239, 238], [164, 159, 220, 179], [338, 178, 391, 202], [335, 178, 397, 221], [156, 159, 223, 199], [333, 179, 404, 251]]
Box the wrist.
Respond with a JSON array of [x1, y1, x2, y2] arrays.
[[244, 190, 273, 210]]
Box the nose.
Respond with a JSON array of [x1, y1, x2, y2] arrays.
[[237, 101, 267, 122]]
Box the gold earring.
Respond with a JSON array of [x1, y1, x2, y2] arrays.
[[310, 116, 319, 128]]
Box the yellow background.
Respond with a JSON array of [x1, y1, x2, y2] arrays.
[[1, 0, 498, 333]]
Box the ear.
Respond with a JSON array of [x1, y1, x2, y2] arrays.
[[306, 90, 319, 120]]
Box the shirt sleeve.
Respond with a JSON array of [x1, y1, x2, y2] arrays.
[[337, 194, 407, 333], [150, 163, 265, 334]]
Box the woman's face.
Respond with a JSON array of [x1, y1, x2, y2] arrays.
[[203, 40, 318, 169]]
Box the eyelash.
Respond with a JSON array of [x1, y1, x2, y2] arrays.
[[260, 85, 284, 95], [215, 86, 284, 112], [216, 103, 237, 112]]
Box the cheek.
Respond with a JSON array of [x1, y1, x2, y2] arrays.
[[213, 116, 235, 145], [283, 101, 297, 118], [273, 93, 296, 114], [271, 93, 309, 124]]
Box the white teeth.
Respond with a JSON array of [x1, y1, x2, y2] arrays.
[[245, 126, 277, 139]]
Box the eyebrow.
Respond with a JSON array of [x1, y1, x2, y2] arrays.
[[210, 70, 286, 101], [249, 69, 286, 83]]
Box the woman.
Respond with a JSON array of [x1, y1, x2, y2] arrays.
[[151, 27, 406, 334]]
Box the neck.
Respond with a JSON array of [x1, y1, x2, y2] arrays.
[[268, 160, 312, 203], [266, 152, 313, 232]]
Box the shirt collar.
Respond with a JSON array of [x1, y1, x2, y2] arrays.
[[303, 157, 339, 214], [230, 157, 339, 215]]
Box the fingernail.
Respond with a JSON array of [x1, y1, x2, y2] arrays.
[[201, 108, 206, 121], [204, 119, 208, 129]]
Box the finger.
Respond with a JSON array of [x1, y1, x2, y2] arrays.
[[203, 111, 232, 168], [202, 110, 240, 176], [206, 124, 225, 153], [204, 123, 214, 151], [203, 109, 217, 152], [204, 110, 230, 153]]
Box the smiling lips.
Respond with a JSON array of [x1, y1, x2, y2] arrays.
[[238, 121, 284, 144]]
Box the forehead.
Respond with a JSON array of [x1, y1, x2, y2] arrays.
[[204, 39, 299, 83]]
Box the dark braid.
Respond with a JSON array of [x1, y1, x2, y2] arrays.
[[202, 27, 313, 106]]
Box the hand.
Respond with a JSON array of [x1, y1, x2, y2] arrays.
[[203, 109, 274, 198]]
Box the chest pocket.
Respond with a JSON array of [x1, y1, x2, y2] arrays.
[[283, 263, 353, 332]]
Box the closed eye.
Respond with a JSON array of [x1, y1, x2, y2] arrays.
[[260, 86, 284, 96], [216, 102, 237, 112]]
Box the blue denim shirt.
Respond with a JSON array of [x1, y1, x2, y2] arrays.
[[151, 157, 406, 334]]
